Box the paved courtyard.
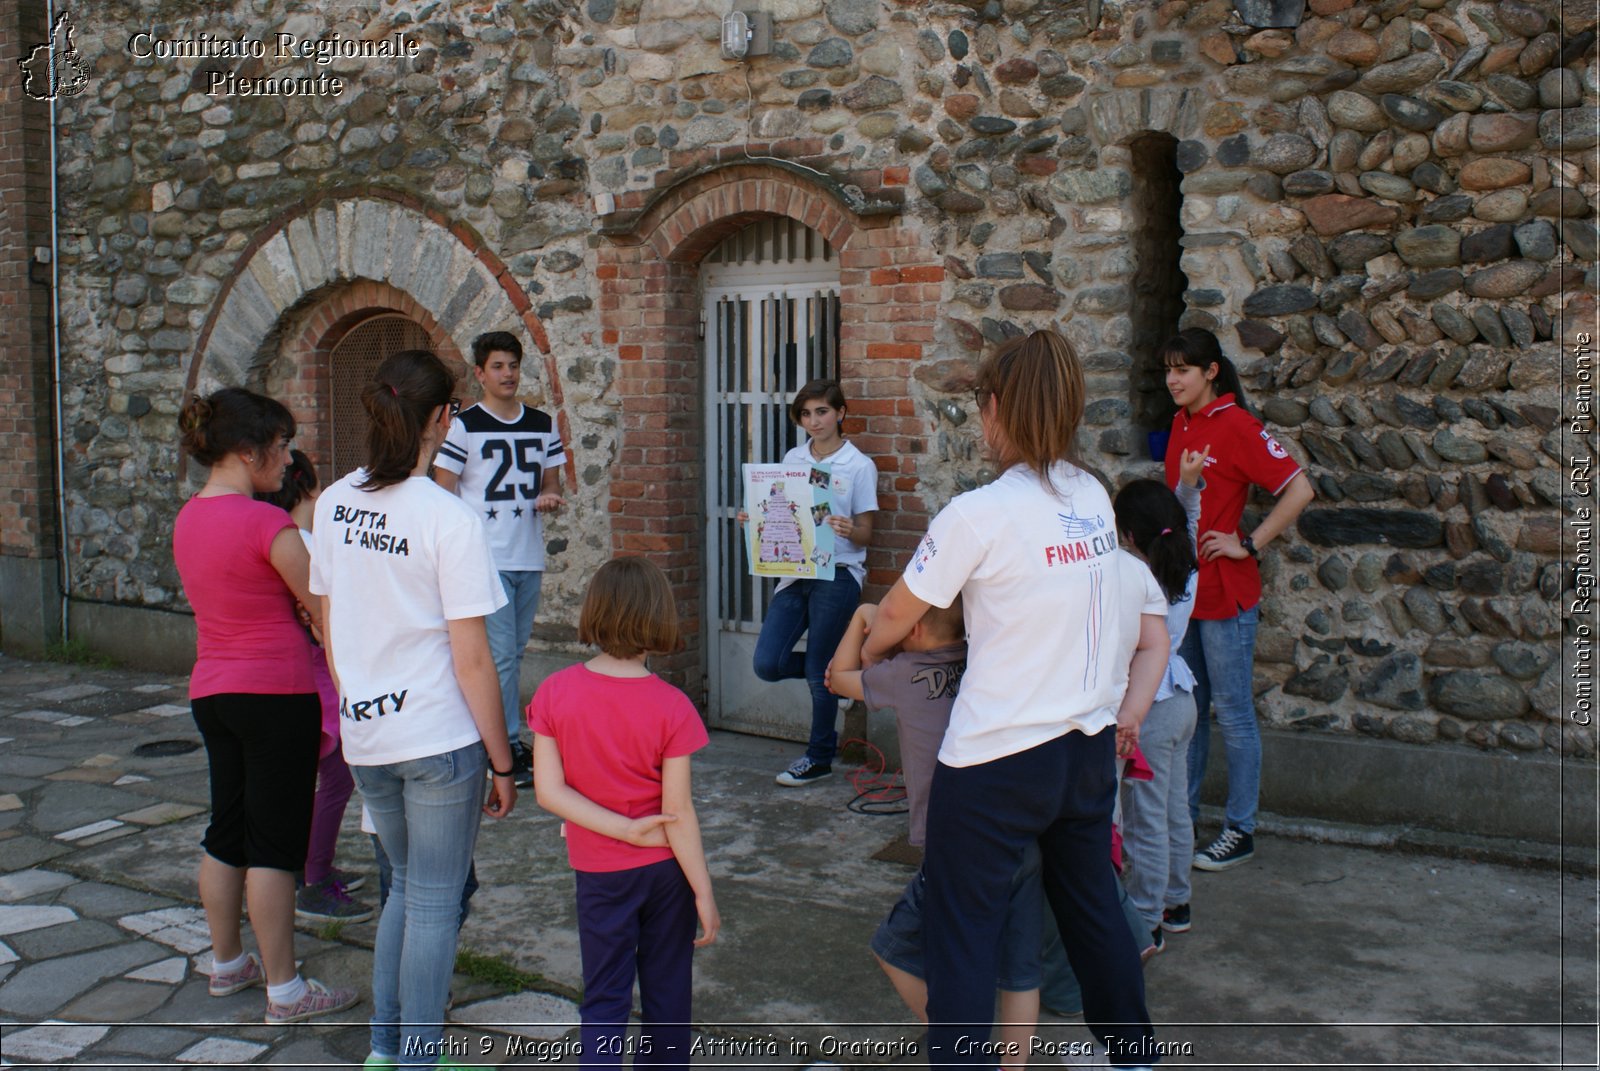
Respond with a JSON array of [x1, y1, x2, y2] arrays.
[[0, 653, 1593, 1068]]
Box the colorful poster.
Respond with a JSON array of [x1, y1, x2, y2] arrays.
[[743, 462, 850, 581]]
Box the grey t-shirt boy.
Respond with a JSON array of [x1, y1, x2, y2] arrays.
[[861, 641, 968, 847]]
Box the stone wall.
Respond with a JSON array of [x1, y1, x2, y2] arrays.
[[44, 0, 1592, 755]]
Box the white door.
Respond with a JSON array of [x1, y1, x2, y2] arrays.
[[702, 219, 841, 738]]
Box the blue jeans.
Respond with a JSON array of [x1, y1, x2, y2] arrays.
[[751, 574, 861, 765], [486, 570, 543, 743], [370, 834, 478, 931], [352, 744, 487, 1068], [1183, 606, 1261, 834]]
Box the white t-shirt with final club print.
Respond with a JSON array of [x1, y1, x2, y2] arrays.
[[435, 403, 566, 572], [310, 472, 508, 767], [903, 462, 1168, 768]]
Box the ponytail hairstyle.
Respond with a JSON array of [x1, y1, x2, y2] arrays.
[[256, 449, 319, 512], [1112, 479, 1197, 605], [177, 387, 294, 467], [790, 379, 848, 431], [357, 350, 455, 491], [974, 328, 1085, 487], [1158, 327, 1249, 415]]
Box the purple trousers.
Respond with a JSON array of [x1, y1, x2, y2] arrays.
[[575, 857, 697, 1069], [303, 748, 354, 885]]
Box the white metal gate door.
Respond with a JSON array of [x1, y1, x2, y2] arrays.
[[702, 219, 841, 737]]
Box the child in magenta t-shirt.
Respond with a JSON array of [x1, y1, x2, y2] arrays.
[[529, 556, 719, 1070]]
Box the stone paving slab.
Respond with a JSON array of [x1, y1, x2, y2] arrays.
[[0, 754, 74, 778], [0, 903, 78, 936], [30, 684, 109, 703], [452, 991, 582, 1041], [3, 1021, 113, 1062], [116, 801, 205, 825], [0, 834, 72, 870], [99, 1023, 203, 1057], [125, 956, 188, 984], [8, 919, 124, 959], [63, 978, 178, 1021], [175, 1035, 272, 1063], [0, 938, 170, 1017], [55, 881, 173, 919], [29, 782, 150, 834]]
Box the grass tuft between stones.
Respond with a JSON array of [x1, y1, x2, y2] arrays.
[[454, 948, 562, 997]]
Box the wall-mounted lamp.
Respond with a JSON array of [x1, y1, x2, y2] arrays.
[[721, 9, 772, 61], [721, 11, 749, 59]]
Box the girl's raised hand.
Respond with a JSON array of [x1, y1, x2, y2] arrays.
[[1179, 444, 1210, 486], [693, 892, 721, 948], [621, 813, 677, 848]]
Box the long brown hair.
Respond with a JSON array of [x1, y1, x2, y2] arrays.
[[975, 328, 1085, 487], [357, 350, 454, 491]]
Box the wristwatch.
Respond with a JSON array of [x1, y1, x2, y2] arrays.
[[1241, 534, 1259, 558]]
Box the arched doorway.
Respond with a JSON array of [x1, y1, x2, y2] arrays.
[[327, 314, 433, 480], [702, 217, 842, 736]]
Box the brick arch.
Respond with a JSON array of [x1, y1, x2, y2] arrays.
[[598, 163, 941, 699], [266, 281, 467, 488], [636, 171, 858, 264], [179, 188, 571, 481]]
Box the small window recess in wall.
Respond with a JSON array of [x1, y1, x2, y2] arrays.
[[1128, 132, 1191, 453]]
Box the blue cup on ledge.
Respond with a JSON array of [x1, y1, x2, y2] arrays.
[[1147, 430, 1170, 463]]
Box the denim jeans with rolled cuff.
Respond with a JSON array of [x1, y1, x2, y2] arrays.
[[352, 743, 486, 1068]]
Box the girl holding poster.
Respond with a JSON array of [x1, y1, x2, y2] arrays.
[[737, 380, 878, 787]]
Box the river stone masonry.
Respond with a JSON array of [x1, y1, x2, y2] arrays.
[[49, 0, 1591, 756]]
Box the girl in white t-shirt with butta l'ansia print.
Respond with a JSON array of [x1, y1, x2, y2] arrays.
[[310, 349, 518, 1071], [860, 329, 1167, 1070]]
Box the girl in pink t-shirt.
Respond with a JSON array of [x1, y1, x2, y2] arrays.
[[173, 388, 357, 1025], [530, 557, 719, 1070]]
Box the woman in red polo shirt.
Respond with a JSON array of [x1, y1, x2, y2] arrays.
[[1162, 329, 1314, 873]]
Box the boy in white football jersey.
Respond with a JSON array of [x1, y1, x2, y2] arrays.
[[435, 331, 565, 787]]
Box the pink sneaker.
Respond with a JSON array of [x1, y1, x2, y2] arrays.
[[264, 978, 360, 1024], [208, 953, 264, 997]]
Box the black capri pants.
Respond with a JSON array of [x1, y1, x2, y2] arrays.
[[191, 692, 321, 872]]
